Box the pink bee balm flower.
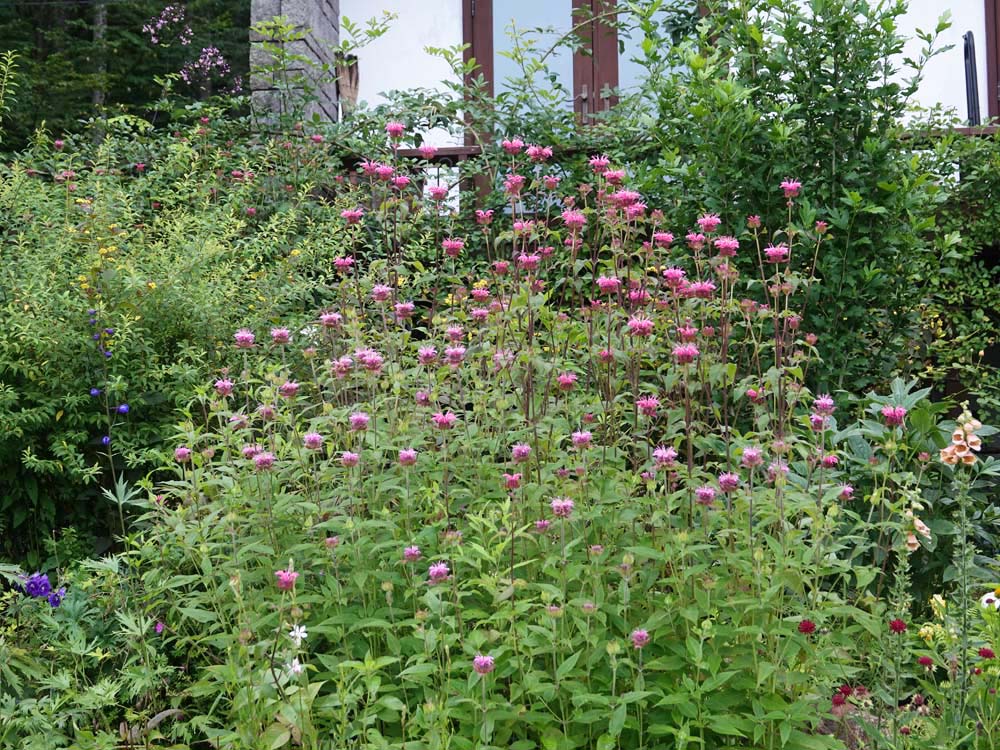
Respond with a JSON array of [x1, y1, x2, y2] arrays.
[[535, 519, 551, 532], [542, 174, 561, 190], [371, 284, 392, 302], [341, 451, 360, 468], [492, 260, 510, 275], [375, 164, 395, 181], [781, 179, 802, 198], [517, 253, 541, 270], [444, 346, 466, 367], [403, 545, 422, 562], [214, 378, 234, 396], [174, 446, 192, 463], [398, 448, 418, 466], [476, 209, 494, 225], [550, 497, 575, 518], [596, 276, 621, 294], [334, 256, 355, 273], [557, 372, 578, 391], [677, 323, 698, 341], [526, 144, 553, 162], [270, 327, 291, 344], [275, 568, 299, 591], [820, 453, 839, 469], [747, 215, 762, 228], [589, 154, 610, 173], [631, 628, 650, 649], [637, 396, 660, 417], [662, 267, 687, 287], [572, 430, 592, 449], [653, 231, 674, 247], [627, 315, 654, 337], [695, 485, 717, 506], [881, 405, 907, 427], [503, 472, 522, 490], [686, 232, 706, 249], [673, 343, 699, 364], [234, 328, 255, 348], [503, 173, 526, 195], [427, 185, 448, 201], [385, 121, 405, 139], [394, 301, 415, 319], [604, 169, 625, 185], [418, 346, 438, 365], [810, 414, 829, 432], [501, 138, 524, 154], [442, 238, 464, 257], [687, 280, 716, 299], [561, 209, 586, 229], [303, 433, 323, 450], [349, 412, 370, 431], [418, 144, 438, 159], [653, 445, 678, 468], [813, 394, 835, 416], [320, 311, 343, 328], [764, 244, 790, 263], [697, 214, 722, 233], [714, 236, 739, 257], [428, 561, 450, 583], [839, 484, 854, 500], [432, 412, 457, 429], [473, 653, 496, 675], [718, 472, 740, 492], [341, 208, 364, 224], [253, 452, 276, 471], [741, 447, 763, 468], [278, 381, 300, 398], [512, 443, 532, 463]]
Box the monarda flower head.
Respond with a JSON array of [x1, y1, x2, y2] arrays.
[[672, 343, 699, 364], [653, 445, 678, 468], [696, 214, 721, 233], [631, 628, 650, 649], [550, 497, 575, 518], [637, 396, 660, 417], [473, 653, 496, 674]]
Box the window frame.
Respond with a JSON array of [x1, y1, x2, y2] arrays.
[[463, 0, 704, 118], [988, 0, 999, 119]]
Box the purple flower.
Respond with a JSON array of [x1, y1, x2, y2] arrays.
[[631, 628, 650, 649], [24, 572, 52, 598], [428, 561, 450, 584], [403, 546, 422, 562], [473, 653, 496, 675], [117, 404, 129, 414]]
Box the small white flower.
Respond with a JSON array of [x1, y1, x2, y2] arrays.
[[289, 624, 308, 647], [287, 657, 304, 676], [981, 592, 1000, 611]]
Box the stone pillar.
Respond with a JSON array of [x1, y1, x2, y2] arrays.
[[250, 0, 340, 122]]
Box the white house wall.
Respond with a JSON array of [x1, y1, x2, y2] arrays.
[[340, 0, 989, 125]]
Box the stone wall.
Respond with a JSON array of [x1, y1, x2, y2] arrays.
[[250, 0, 340, 122]]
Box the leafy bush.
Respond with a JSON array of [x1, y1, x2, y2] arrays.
[[2, 143, 998, 749]]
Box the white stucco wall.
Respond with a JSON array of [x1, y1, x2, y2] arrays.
[[340, 0, 989, 124], [898, 0, 988, 119]]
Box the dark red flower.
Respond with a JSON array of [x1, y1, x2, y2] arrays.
[[889, 619, 907, 634], [838, 684, 853, 696], [831, 693, 846, 707], [918, 656, 934, 669], [979, 647, 996, 659], [798, 619, 816, 635], [900, 727, 911, 736]]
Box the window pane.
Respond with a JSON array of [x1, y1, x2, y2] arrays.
[[492, 0, 574, 109], [617, 1, 699, 94]]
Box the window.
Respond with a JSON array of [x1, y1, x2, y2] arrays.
[[463, 0, 701, 119], [988, 0, 999, 119]]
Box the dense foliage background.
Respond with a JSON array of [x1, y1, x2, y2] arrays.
[[0, 2, 999, 746], [0, 0, 249, 149]]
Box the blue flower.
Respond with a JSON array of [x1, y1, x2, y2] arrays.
[[101, 435, 111, 446], [117, 404, 129, 414], [89, 388, 101, 397], [47, 587, 66, 608], [104, 328, 114, 335], [24, 572, 51, 598]]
